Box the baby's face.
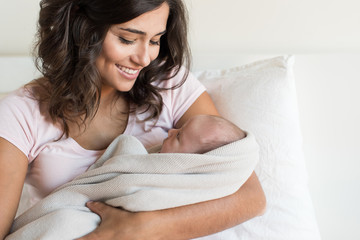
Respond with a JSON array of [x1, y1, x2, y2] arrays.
[[160, 118, 205, 153]]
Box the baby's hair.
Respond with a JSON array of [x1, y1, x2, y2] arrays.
[[197, 115, 246, 153]]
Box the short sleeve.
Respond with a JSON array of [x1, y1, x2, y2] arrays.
[[0, 90, 37, 160], [159, 68, 206, 125]]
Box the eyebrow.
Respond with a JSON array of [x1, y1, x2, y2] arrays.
[[118, 27, 167, 36]]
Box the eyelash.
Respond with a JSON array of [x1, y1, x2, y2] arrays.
[[118, 37, 160, 46], [150, 40, 160, 46], [119, 37, 134, 45]]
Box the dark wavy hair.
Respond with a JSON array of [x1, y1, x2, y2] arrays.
[[28, 0, 190, 136]]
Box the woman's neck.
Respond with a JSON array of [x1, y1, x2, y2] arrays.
[[68, 89, 130, 150]]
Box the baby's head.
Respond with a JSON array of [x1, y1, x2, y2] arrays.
[[160, 115, 245, 154]]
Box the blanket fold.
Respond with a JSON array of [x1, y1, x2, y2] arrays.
[[7, 133, 259, 240]]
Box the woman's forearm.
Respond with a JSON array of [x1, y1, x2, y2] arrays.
[[145, 171, 266, 240]]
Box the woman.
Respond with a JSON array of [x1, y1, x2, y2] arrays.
[[0, 0, 266, 239]]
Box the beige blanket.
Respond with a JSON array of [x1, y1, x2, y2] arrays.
[[7, 134, 259, 240]]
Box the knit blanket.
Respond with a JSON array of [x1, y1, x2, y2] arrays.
[[7, 134, 259, 240]]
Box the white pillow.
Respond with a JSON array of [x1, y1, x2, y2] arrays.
[[194, 56, 321, 240]]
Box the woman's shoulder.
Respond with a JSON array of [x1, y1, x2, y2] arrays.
[[0, 87, 45, 135], [1, 87, 37, 104], [160, 67, 205, 95], [152, 66, 198, 89], [154, 66, 206, 126], [0, 87, 58, 159], [0, 87, 40, 113]]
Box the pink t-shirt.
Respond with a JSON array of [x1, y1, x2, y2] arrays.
[[0, 68, 205, 202]]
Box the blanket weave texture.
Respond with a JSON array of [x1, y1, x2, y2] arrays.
[[7, 134, 259, 240]]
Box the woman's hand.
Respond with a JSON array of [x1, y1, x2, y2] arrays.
[[76, 202, 158, 240]]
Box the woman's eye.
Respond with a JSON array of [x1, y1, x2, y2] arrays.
[[150, 40, 160, 46], [119, 37, 134, 45]]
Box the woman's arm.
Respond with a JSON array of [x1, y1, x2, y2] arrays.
[[0, 138, 28, 239], [80, 171, 265, 240], [175, 91, 220, 127], [78, 91, 266, 240]]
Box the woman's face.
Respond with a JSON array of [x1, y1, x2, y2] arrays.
[[96, 3, 169, 94]]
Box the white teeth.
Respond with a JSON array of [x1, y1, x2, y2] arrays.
[[116, 64, 139, 75]]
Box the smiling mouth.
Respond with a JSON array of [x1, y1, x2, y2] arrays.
[[115, 64, 140, 75]]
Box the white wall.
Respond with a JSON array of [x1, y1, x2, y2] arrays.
[[186, 0, 360, 55], [1, 0, 360, 55], [1, 1, 360, 240], [0, 0, 40, 55], [293, 54, 360, 240]]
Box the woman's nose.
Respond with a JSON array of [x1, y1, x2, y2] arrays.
[[132, 44, 151, 67]]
